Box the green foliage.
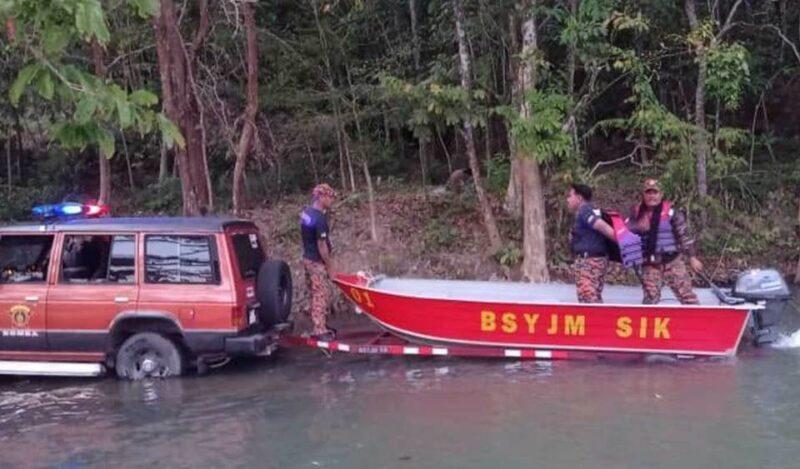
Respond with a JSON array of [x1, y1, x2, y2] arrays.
[[484, 153, 511, 196], [1, 0, 179, 158], [659, 127, 749, 206], [74, 0, 110, 44], [128, 0, 158, 19], [131, 178, 183, 215], [706, 43, 750, 110], [423, 218, 460, 251], [503, 90, 573, 163], [604, 50, 693, 152], [9, 64, 41, 106], [493, 244, 523, 267], [0, 0, 796, 281], [380, 75, 487, 141], [0, 186, 52, 221]]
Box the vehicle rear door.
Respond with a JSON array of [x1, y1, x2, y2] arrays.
[[46, 233, 139, 352], [225, 226, 265, 328], [0, 233, 55, 351]]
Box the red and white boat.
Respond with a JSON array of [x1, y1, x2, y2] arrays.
[[332, 270, 789, 358]]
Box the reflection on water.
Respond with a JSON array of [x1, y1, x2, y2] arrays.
[[2, 348, 800, 468], [1, 293, 800, 468]]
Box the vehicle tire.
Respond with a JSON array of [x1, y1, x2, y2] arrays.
[[256, 260, 293, 326], [115, 332, 184, 380]]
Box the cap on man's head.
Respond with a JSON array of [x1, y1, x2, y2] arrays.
[[642, 178, 661, 193], [312, 183, 337, 200]]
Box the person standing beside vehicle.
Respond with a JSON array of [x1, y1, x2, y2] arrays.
[[566, 183, 617, 303], [627, 178, 702, 305], [300, 183, 337, 340]]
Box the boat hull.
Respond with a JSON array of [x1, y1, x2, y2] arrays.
[[334, 274, 752, 357]]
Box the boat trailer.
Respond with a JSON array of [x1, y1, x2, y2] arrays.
[[281, 329, 700, 362]]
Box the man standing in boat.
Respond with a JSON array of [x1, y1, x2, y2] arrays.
[[300, 183, 337, 340], [627, 178, 702, 304], [566, 183, 617, 303]]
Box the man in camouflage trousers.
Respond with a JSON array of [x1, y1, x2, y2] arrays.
[[627, 179, 702, 304], [566, 184, 617, 303], [300, 183, 337, 339]]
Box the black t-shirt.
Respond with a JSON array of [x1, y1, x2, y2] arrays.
[[570, 203, 608, 256], [300, 206, 332, 262]]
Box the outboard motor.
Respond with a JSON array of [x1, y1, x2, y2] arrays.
[[731, 269, 791, 345]]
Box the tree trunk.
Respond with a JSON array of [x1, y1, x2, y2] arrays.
[[306, 136, 320, 184], [153, 0, 211, 215], [335, 122, 348, 190], [567, 0, 578, 97], [232, 1, 259, 215], [685, 0, 709, 200], [313, 0, 352, 193], [13, 113, 23, 181], [517, 0, 549, 282], [91, 40, 112, 206], [158, 144, 169, 183], [504, 12, 522, 217], [5, 136, 11, 194], [521, 158, 549, 282], [121, 133, 135, 190], [505, 158, 523, 217], [418, 137, 428, 188], [332, 99, 355, 192], [382, 108, 391, 146], [453, 0, 503, 253], [796, 199, 800, 284], [436, 127, 454, 175], [363, 161, 379, 242], [409, 0, 421, 70]]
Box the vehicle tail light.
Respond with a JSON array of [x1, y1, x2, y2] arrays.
[[232, 306, 246, 330]]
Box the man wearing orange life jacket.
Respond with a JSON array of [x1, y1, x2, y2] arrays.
[[627, 178, 703, 304]]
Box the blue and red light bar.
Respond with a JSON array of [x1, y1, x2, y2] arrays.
[[32, 202, 109, 220]]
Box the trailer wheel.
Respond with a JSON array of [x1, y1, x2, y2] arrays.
[[115, 333, 184, 380]]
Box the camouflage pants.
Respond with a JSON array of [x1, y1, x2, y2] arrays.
[[303, 258, 332, 334], [574, 257, 609, 303], [641, 255, 699, 305]]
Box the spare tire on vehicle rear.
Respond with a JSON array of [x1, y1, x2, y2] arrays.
[[256, 260, 292, 327]]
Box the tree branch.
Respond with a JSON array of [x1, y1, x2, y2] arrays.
[[761, 24, 800, 64], [588, 144, 646, 177], [191, 0, 211, 57], [716, 0, 744, 39]]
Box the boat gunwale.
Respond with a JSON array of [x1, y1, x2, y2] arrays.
[[336, 275, 762, 311]]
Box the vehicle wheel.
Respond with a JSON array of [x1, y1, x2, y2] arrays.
[[256, 260, 293, 326], [115, 333, 184, 380]]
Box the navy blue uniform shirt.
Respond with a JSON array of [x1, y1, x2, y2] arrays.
[[570, 203, 608, 256], [300, 206, 332, 262]]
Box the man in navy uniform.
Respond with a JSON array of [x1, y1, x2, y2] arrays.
[[566, 183, 617, 303], [300, 183, 337, 339]]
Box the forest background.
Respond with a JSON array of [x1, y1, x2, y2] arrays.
[[0, 0, 798, 289]]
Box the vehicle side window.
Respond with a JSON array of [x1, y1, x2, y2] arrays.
[[0, 235, 54, 283], [145, 235, 218, 284], [61, 234, 135, 284], [108, 235, 136, 283]]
